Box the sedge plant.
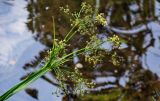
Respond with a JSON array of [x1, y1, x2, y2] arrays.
[[0, 17, 85, 100], [0, 2, 121, 100]]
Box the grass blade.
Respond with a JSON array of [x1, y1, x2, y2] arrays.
[[0, 64, 50, 101]]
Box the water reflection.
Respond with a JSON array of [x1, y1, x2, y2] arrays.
[[1, 0, 160, 101], [25, 0, 160, 101], [0, 0, 61, 101]]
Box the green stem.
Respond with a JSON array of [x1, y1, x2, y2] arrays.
[[0, 64, 50, 101], [52, 16, 56, 50], [64, 24, 77, 42], [65, 30, 77, 42], [0, 47, 88, 101]]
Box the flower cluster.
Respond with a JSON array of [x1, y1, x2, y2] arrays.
[[60, 2, 107, 36], [60, 5, 70, 15], [108, 35, 122, 48], [111, 52, 120, 66], [57, 2, 123, 96], [53, 67, 95, 96], [84, 35, 106, 65], [95, 13, 107, 26]]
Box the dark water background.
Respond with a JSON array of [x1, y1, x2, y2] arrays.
[[0, 0, 160, 101]]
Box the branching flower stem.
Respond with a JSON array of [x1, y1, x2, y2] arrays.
[[0, 2, 107, 100], [0, 21, 92, 100]]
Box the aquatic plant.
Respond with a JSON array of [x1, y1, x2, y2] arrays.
[[0, 2, 122, 100]]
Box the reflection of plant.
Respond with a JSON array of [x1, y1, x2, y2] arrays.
[[0, 2, 122, 101]]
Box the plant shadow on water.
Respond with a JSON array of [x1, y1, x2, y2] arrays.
[[2, 0, 160, 101]]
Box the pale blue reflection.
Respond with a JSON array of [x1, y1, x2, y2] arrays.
[[0, 0, 61, 101]]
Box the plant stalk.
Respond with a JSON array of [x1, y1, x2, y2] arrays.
[[0, 64, 51, 101]]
